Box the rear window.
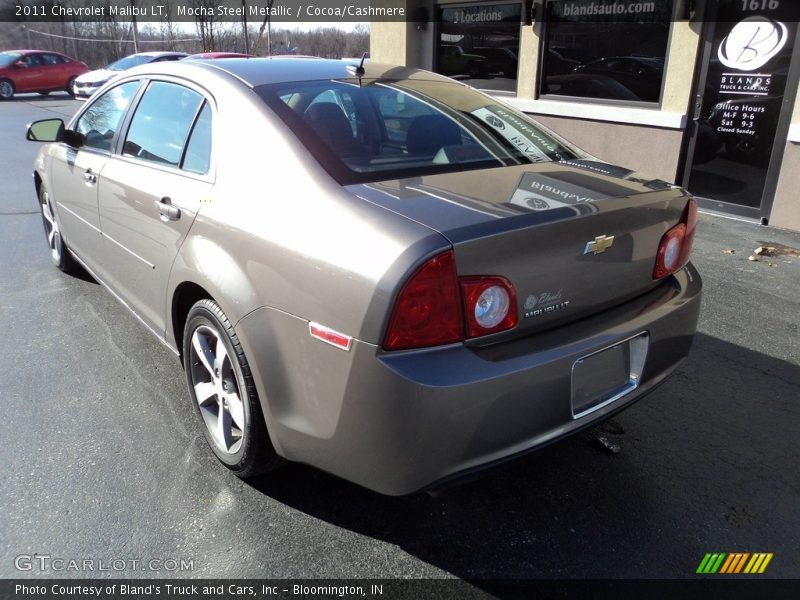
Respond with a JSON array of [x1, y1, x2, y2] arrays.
[[108, 54, 151, 71], [256, 78, 579, 184]]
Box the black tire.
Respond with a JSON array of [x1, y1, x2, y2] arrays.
[[39, 185, 80, 274], [0, 79, 14, 100], [468, 61, 483, 78], [183, 298, 283, 478], [66, 77, 77, 98]]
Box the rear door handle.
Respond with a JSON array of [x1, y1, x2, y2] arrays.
[[83, 169, 97, 184], [155, 196, 181, 221]]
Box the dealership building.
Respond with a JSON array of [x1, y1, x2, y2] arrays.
[[371, 0, 800, 232]]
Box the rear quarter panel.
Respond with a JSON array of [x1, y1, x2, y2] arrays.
[[166, 74, 449, 349]]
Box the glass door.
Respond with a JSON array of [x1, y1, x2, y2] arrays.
[[682, 0, 800, 220]]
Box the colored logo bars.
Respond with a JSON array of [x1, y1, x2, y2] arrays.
[[696, 553, 773, 574]]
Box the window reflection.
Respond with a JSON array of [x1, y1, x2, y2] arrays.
[[75, 81, 139, 151], [541, 0, 673, 103], [123, 82, 203, 167], [436, 3, 521, 94]]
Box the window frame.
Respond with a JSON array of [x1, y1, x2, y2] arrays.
[[68, 79, 146, 157], [180, 101, 213, 176], [536, 0, 679, 108], [112, 76, 217, 182], [433, 0, 524, 97]]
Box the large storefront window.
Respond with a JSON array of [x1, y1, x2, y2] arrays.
[[540, 0, 674, 102], [436, 2, 522, 94]]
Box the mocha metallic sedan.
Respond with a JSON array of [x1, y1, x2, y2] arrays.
[[26, 58, 702, 495]]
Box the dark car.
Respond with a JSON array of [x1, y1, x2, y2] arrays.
[[544, 73, 640, 101], [438, 44, 486, 78], [573, 56, 664, 102], [0, 50, 88, 99], [472, 47, 518, 77], [546, 48, 581, 75]]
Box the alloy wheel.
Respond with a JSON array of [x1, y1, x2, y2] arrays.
[[0, 80, 13, 99], [189, 324, 246, 455], [41, 192, 62, 263]]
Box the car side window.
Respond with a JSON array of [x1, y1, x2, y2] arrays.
[[41, 54, 61, 65], [123, 81, 203, 167], [75, 81, 140, 152], [21, 54, 44, 67], [181, 102, 212, 175]]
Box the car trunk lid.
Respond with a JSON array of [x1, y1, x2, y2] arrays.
[[347, 160, 691, 340]]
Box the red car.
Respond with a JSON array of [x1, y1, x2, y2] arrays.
[[184, 52, 254, 60], [0, 50, 88, 99]]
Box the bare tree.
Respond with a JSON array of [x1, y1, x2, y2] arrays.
[[344, 24, 370, 58], [190, 0, 219, 51]]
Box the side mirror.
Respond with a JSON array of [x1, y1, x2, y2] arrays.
[[26, 118, 65, 142]]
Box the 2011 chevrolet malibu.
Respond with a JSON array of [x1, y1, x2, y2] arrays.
[[26, 58, 702, 495]]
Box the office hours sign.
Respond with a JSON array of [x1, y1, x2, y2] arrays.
[[709, 1, 796, 166]]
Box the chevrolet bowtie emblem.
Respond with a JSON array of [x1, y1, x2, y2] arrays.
[[584, 235, 615, 255]]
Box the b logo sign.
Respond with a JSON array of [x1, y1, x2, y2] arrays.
[[718, 16, 788, 72]]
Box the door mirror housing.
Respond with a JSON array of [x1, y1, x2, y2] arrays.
[[26, 118, 65, 142]]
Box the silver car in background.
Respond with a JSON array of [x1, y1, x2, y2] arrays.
[[72, 51, 187, 98], [27, 59, 702, 495]]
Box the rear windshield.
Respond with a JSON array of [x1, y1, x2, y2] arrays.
[[108, 55, 151, 71], [256, 78, 580, 184]]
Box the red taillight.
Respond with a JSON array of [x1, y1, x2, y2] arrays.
[[653, 198, 697, 280], [383, 250, 463, 350], [460, 277, 517, 338]]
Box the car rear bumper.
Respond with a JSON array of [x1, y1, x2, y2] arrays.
[[237, 263, 702, 495]]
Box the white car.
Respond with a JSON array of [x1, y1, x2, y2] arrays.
[[72, 51, 186, 98]]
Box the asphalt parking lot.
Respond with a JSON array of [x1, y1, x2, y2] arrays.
[[1, 94, 799, 585]]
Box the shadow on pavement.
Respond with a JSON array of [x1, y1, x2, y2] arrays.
[[5, 92, 77, 102], [248, 332, 800, 582]]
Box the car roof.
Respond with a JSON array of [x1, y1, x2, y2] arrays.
[[4, 49, 66, 55], [131, 51, 187, 57], [125, 58, 439, 88], [108, 51, 187, 62], [185, 52, 253, 59]]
